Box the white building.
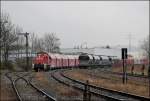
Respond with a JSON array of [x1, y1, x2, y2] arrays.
[[61, 47, 121, 59], [60, 46, 145, 60]]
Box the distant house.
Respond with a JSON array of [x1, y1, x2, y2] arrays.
[[94, 47, 121, 59]]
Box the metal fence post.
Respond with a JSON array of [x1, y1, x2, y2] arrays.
[[87, 80, 91, 101], [83, 80, 91, 101], [83, 80, 87, 101]]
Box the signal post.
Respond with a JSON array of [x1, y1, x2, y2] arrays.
[[121, 48, 128, 84], [17, 32, 29, 71]]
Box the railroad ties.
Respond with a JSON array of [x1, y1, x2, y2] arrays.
[[51, 70, 150, 101], [5, 72, 57, 101]]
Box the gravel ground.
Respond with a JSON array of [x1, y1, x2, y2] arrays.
[[1, 69, 86, 101], [1, 70, 48, 101], [0, 70, 17, 101], [16, 74, 46, 101], [32, 70, 84, 101]]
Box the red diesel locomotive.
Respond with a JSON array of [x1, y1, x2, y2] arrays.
[[32, 51, 79, 71]]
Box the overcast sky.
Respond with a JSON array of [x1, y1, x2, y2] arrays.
[[1, 1, 149, 48]]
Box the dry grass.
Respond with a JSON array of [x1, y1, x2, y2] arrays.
[[65, 70, 149, 97], [35, 72, 80, 97], [112, 65, 148, 76], [75, 69, 148, 86]]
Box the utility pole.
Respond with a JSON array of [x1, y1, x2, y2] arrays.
[[25, 33, 29, 71], [0, 38, 1, 68], [17, 32, 29, 71], [128, 33, 131, 54], [0, 24, 2, 68]]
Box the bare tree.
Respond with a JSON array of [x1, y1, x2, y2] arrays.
[[30, 34, 44, 52], [0, 12, 19, 67], [141, 35, 149, 57], [14, 26, 24, 58], [35, 37, 44, 52], [29, 33, 43, 52], [29, 33, 60, 53], [43, 33, 60, 53], [30, 33, 35, 52]]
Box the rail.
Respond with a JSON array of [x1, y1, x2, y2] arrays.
[[60, 72, 150, 101], [30, 82, 57, 101], [5, 72, 57, 101], [51, 71, 124, 101]]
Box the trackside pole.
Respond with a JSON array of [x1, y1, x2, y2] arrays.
[[17, 32, 29, 71], [125, 59, 128, 83], [149, 66, 150, 97], [123, 58, 125, 84], [25, 32, 29, 71], [122, 48, 127, 84], [83, 80, 91, 101], [149, 31, 150, 97], [87, 80, 91, 101]]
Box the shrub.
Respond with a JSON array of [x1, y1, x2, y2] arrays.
[[0, 60, 15, 70]]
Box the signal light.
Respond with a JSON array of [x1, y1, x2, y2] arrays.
[[122, 48, 128, 59]]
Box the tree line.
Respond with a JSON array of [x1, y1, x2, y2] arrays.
[[140, 36, 149, 58], [0, 11, 149, 69], [0, 12, 60, 69]]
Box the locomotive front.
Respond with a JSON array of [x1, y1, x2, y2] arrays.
[[32, 52, 50, 71]]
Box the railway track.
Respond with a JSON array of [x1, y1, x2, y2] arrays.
[[78, 69, 148, 86], [5, 72, 56, 101], [51, 70, 150, 101], [99, 69, 148, 78], [106, 69, 148, 83]]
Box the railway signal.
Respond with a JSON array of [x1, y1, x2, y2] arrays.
[[17, 32, 29, 71], [121, 48, 128, 84]]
